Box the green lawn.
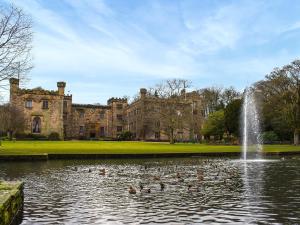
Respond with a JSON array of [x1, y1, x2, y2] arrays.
[[0, 141, 300, 155]]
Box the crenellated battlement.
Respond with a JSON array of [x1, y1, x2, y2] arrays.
[[18, 87, 59, 96], [72, 103, 110, 109], [107, 97, 127, 105]]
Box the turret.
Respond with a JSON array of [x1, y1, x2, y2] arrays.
[[107, 97, 127, 105], [10, 78, 19, 91], [57, 81, 66, 95], [140, 88, 147, 99], [9, 78, 19, 103]]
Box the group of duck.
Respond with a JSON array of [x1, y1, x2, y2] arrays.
[[128, 169, 205, 194], [73, 159, 241, 195], [74, 166, 106, 176]]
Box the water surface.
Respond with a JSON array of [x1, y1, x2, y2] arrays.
[[0, 157, 299, 224]]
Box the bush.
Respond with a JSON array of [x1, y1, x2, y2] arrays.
[[262, 131, 279, 144], [28, 133, 47, 140], [15, 132, 27, 139], [48, 132, 60, 141], [117, 131, 133, 141], [78, 135, 87, 140], [15, 132, 47, 140]]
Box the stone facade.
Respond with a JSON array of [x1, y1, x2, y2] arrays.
[[9, 78, 204, 141], [126, 88, 204, 141], [10, 78, 66, 138]]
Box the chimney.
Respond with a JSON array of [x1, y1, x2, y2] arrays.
[[10, 78, 19, 90], [140, 88, 147, 99], [181, 88, 186, 100], [57, 82, 66, 95], [9, 78, 19, 103]]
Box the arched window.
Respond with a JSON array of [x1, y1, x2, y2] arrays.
[[32, 117, 41, 133]]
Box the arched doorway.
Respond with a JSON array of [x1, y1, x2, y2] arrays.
[[32, 116, 41, 133]]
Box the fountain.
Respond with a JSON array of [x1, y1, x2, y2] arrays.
[[241, 88, 263, 160]]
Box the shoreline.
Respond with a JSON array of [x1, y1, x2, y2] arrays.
[[0, 151, 299, 161]]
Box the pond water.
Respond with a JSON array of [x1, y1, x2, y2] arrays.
[[0, 156, 300, 224]]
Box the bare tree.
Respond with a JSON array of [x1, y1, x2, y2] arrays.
[[0, 4, 33, 90], [198, 87, 223, 116], [147, 79, 194, 144], [221, 86, 241, 106], [0, 103, 25, 144]]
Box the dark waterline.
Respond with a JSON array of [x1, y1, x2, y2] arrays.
[[1, 157, 300, 224]]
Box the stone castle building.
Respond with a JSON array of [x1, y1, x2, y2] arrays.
[[9, 78, 204, 141]]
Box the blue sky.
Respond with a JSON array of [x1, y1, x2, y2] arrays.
[[3, 0, 300, 104]]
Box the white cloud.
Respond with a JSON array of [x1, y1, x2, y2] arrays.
[[2, 0, 300, 103], [7, 0, 204, 81]]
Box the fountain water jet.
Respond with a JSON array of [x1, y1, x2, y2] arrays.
[[241, 88, 263, 160]]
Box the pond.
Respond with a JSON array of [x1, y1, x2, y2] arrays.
[[0, 156, 300, 224]]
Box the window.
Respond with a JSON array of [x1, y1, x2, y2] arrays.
[[63, 101, 68, 111], [79, 110, 84, 118], [64, 125, 67, 137], [117, 104, 123, 110], [79, 126, 84, 134], [99, 112, 105, 119], [117, 114, 123, 121], [32, 116, 41, 133], [42, 100, 48, 109], [156, 121, 160, 128], [155, 132, 160, 139], [100, 127, 105, 137], [25, 100, 32, 108], [117, 126, 123, 132]]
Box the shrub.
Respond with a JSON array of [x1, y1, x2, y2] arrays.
[[15, 132, 47, 140], [117, 131, 133, 141], [48, 132, 60, 141], [15, 132, 27, 139], [262, 131, 279, 144], [28, 133, 47, 140]]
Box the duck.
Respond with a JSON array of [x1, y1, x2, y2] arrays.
[[159, 182, 165, 191], [197, 170, 204, 181], [139, 184, 151, 193], [99, 168, 106, 175], [188, 184, 200, 192], [88, 168, 92, 173], [153, 175, 160, 181], [128, 186, 137, 194], [176, 172, 181, 179]]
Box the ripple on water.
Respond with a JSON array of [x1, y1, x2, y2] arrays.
[[0, 157, 299, 224]]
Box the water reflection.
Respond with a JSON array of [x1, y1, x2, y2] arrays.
[[0, 157, 299, 224]]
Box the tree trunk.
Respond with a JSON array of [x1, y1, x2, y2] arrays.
[[294, 129, 299, 145], [7, 130, 12, 141], [170, 128, 175, 144]]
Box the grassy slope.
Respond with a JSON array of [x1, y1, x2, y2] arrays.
[[0, 141, 300, 155]]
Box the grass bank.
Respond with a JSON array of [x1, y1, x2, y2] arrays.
[[0, 141, 300, 155]]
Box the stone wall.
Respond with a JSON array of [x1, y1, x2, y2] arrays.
[[126, 89, 204, 141], [70, 104, 111, 139], [107, 98, 128, 138], [0, 181, 24, 225], [9, 79, 204, 141], [10, 78, 65, 139]]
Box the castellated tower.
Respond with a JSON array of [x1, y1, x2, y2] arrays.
[[57, 81, 66, 95], [9, 78, 19, 104], [140, 88, 147, 99], [107, 97, 128, 138], [8, 78, 68, 140]]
